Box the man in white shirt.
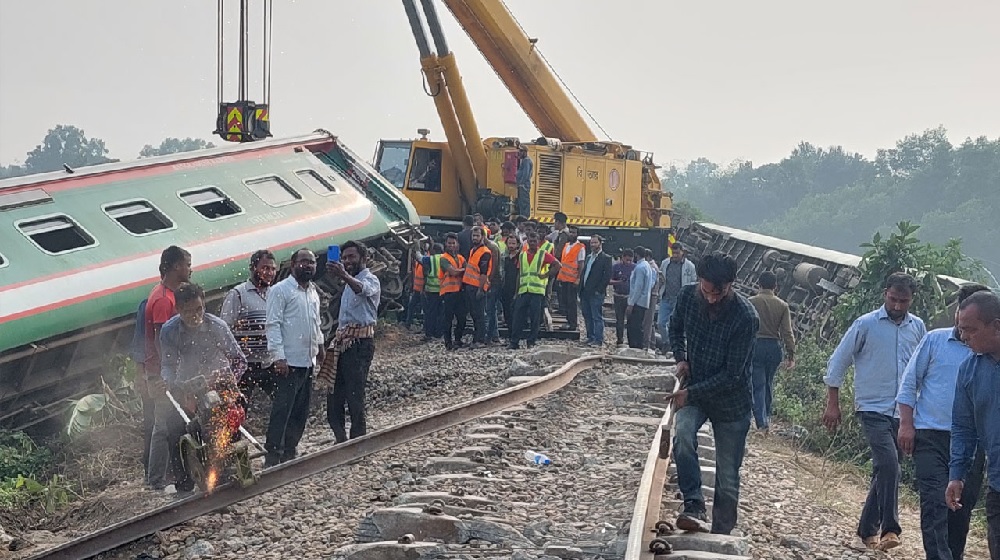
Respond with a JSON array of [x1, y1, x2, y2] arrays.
[[264, 248, 325, 467]]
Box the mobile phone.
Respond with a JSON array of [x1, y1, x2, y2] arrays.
[[327, 245, 340, 262]]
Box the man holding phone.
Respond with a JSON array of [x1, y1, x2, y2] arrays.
[[667, 253, 759, 535]]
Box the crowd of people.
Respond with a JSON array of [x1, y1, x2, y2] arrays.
[[402, 211, 703, 353], [133, 240, 381, 492], [668, 261, 999, 559], [126, 214, 1000, 560]]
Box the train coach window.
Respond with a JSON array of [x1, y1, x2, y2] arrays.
[[0, 252, 6, 268], [295, 169, 339, 196], [104, 200, 174, 235], [243, 175, 302, 207], [17, 214, 97, 255], [180, 187, 242, 220]]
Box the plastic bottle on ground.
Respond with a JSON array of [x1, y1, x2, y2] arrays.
[[523, 450, 551, 466]]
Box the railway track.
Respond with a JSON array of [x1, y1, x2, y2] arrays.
[[23, 346, 750, 560]]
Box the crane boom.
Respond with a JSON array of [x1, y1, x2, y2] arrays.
[[440, 0, 598, 143]]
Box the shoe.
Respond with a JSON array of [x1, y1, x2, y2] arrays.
[[879, 532, 900, 551], [675, 500, 710, 533], [508, 343, 519, 350], [861, 536, 880, 549]]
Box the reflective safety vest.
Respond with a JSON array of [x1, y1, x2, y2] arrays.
[[556, 242, 584, 283], [539, 240, 554, 277], [493, 234, 507, 254], [518, 250, 547, 295], [462, 246, 494, 290], [412, 261, 425, 293], [439, 253, 466, 294], [424, 255, 442, 293]]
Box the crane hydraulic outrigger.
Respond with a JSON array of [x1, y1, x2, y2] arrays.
[[375, 0, 673, 255]]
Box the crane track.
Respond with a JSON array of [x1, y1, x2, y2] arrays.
[[29, 354, 626, 559]]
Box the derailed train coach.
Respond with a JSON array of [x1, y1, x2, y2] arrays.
[[675, 221, 970, 341], [0, 130, 425, 430]]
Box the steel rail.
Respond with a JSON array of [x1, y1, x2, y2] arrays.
[[30, 354, 609, 560], [624, 400, 675, 559]]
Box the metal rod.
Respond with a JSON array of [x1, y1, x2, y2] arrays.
[[401, 0, 432, 59], [239, 0, 247, 101], [418, 0, 450, 56]]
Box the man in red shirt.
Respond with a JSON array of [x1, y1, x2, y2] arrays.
[[142, 245, 192, 491], [508, 232, 560, 349]]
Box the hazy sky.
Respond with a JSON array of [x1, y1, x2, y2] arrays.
[[1, 1, 998, 169]]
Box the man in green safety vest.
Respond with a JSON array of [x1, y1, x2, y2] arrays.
[[419, 243, 445, 342], [508, 231, 561, 349]]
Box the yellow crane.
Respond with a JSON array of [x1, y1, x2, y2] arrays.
[[374, 0, 673, 249]]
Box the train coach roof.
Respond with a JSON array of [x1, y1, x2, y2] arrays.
[[699, 222, 862, 268], [0, 130, 338, 191]]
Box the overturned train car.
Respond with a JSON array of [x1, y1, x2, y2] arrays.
[[675, 221, 968, 341], [0, 131, 425, 431]]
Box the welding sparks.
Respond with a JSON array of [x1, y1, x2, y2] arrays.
[[201, 374, 245, 494]]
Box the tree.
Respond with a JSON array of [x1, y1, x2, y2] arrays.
[[138, 137, 216, 158], [23, 125, 113, 174], [831, 221, 985, 330]]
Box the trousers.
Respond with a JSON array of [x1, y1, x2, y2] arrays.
[[265, 366, 312, 465], [327, 338, 375, 443], [857, 411, 903, 538], [673, 405, 751, 534], [750, 338, 782, 430]]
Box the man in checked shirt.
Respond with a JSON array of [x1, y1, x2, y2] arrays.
[[668, 253, 759, 534]]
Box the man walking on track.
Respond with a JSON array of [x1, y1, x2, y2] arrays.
[[947, 290, 1000, 559], [667, 253, 758, 535], [747, 271, 795, 432], [898, 283, 990, 560], [578, 235, 612, 346], [824, 272, 926, 551]]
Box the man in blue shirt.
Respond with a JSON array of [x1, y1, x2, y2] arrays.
[[321, 240, 381, 443], [824, 272, 926, 551], [627, 246, 653, 349], [515, 148, 533, 218], [897, 283, 990, 560], [948, 290, 1000, 558]]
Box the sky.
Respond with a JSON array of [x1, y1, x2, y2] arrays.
[[1, 0, 998, 170]]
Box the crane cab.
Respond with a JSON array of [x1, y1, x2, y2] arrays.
[[374, 138, 464, 221]]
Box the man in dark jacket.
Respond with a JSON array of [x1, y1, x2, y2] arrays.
[[578, 235, 613, 346]]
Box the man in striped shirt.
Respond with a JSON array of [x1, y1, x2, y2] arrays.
[[221, 249, 277, 398]]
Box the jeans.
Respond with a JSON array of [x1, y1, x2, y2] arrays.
[[857, 411, 903, 538], [556, 281, 578, 329], [486, 289, 500, 341], [987, 489, 1000, 560], [579, 291, 605, 343], [441, 291, 467, 347], [464, 285, 488, 344], [673, 405, 751, 534], [643, 295, 658, 349], [265, 366, 312, 465], [135, 372, 156, 480], [423, 292, 442, 338], [657, 299, 673, 350], [147, 392, 187, 488], [750, 338, 782, 430], [613, 296, 628, 344], [627, 305, 647, 349], [403, 291, 423, 327], [327, 339, 375, 443], [510, 293, 544, 347], [914, 430, 986, 560]]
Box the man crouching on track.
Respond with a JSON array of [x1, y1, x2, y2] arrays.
[[156, 283, 247, 492], [667, 253, 759, 534], [264, 249, 325, 467], [316, 240, 380, 443]]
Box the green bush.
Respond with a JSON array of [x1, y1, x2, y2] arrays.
[[0, 431, 52, 480]]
